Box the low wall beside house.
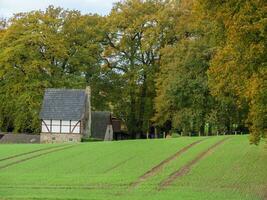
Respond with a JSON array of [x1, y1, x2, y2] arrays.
[[40, 133, 82, 143], [0, 133, 40, 144]]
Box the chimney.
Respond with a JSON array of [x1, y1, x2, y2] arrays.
[[85, 86, 92, 137]]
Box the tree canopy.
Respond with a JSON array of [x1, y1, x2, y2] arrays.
[[0, 0, 265, 144]]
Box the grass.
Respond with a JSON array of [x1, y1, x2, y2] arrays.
[[0, 143, 60, 160], [0, 135, 266, 200]]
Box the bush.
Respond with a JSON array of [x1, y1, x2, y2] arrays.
[[171, 132, 180, 138], [81, 137, 103, 142]]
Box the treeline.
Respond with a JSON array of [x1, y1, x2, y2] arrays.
[[0, 0, 266, 144]]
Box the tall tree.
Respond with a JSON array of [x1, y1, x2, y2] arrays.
[[102, 0, 179, 138], [154, 0, 252, 136], [155, 39, 213, 135], [199, 0, 267, 144], [0, 6, 102, 132]]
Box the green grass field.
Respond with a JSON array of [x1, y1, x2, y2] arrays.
[[0, 135, 266, 200]]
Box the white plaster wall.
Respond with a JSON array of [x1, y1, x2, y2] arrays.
[[41, 120, 80, 134]]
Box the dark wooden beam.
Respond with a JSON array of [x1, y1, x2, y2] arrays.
[[71, 121, 80, 133], [42, 120, 50, 132], [60, 120, 62, 133]]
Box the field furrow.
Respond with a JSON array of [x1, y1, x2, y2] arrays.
[[129, 139, 204, 189], [0, 144, 75, 170], [0, 144, 64, 162], [104, 156, 135, 174], [159, 137, 229, 189]]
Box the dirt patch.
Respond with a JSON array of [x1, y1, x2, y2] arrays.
[[263, 186, 267, 200], [129, 139, 204, 189], [159, 137, 229, 189], [0, 145, 75, 170], [0, 145, 65, 162], [104, 156, 135, 173]]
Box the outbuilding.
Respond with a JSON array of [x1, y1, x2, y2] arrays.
[[91, 111, 113, 141]]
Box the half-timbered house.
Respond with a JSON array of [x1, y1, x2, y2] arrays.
[[40, 87, 114, 143]]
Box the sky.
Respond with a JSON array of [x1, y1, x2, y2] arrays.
[[0, 0, 119, 18]]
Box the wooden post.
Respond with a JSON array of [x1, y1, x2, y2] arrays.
[[86, 86, 92, 137], [163, 131, 166, 138], [146, 130, 149, 139], [60, 120, 62, 133], [50, 119, 52, 133]]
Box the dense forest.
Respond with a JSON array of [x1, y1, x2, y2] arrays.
[[0, 0, 266, 144]]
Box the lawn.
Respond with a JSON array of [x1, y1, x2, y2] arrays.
[[0, 135, 266, 200]]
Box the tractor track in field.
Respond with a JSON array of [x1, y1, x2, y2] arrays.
[[0, 145, 75, 170], [263, 186, 267, 200], [159, 137, 230, 189], [128, 139, 204, 189], [104, 156, 135, 173], [0, 145, 65, 162], [0, 183, 128, 190]]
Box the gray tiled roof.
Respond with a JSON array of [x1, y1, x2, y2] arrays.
[[40, 89, 86, 121], [91, 111, 111, 139]]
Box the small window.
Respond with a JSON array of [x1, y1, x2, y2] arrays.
[[52, 137, 56, 141], [69, 138, 73, 142]]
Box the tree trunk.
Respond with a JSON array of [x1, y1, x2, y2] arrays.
[[200, 123, 205, 136], [137, 74, 147, 136], [129, 88, 136, 139]]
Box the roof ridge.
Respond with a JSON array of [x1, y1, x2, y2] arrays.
[[45, 88, 85, 91], [92, 111, 111, 113]]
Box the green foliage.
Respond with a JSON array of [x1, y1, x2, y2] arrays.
[[155, 38, 213, 135], [0, 1, 265, 143], [201, 0, 267, 143], [81, 137, 103, 142], [154, 0, 266, 143], [101, 0, 180, 137], [171, 132, 180, 138], [0, 6, 102, 132]]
